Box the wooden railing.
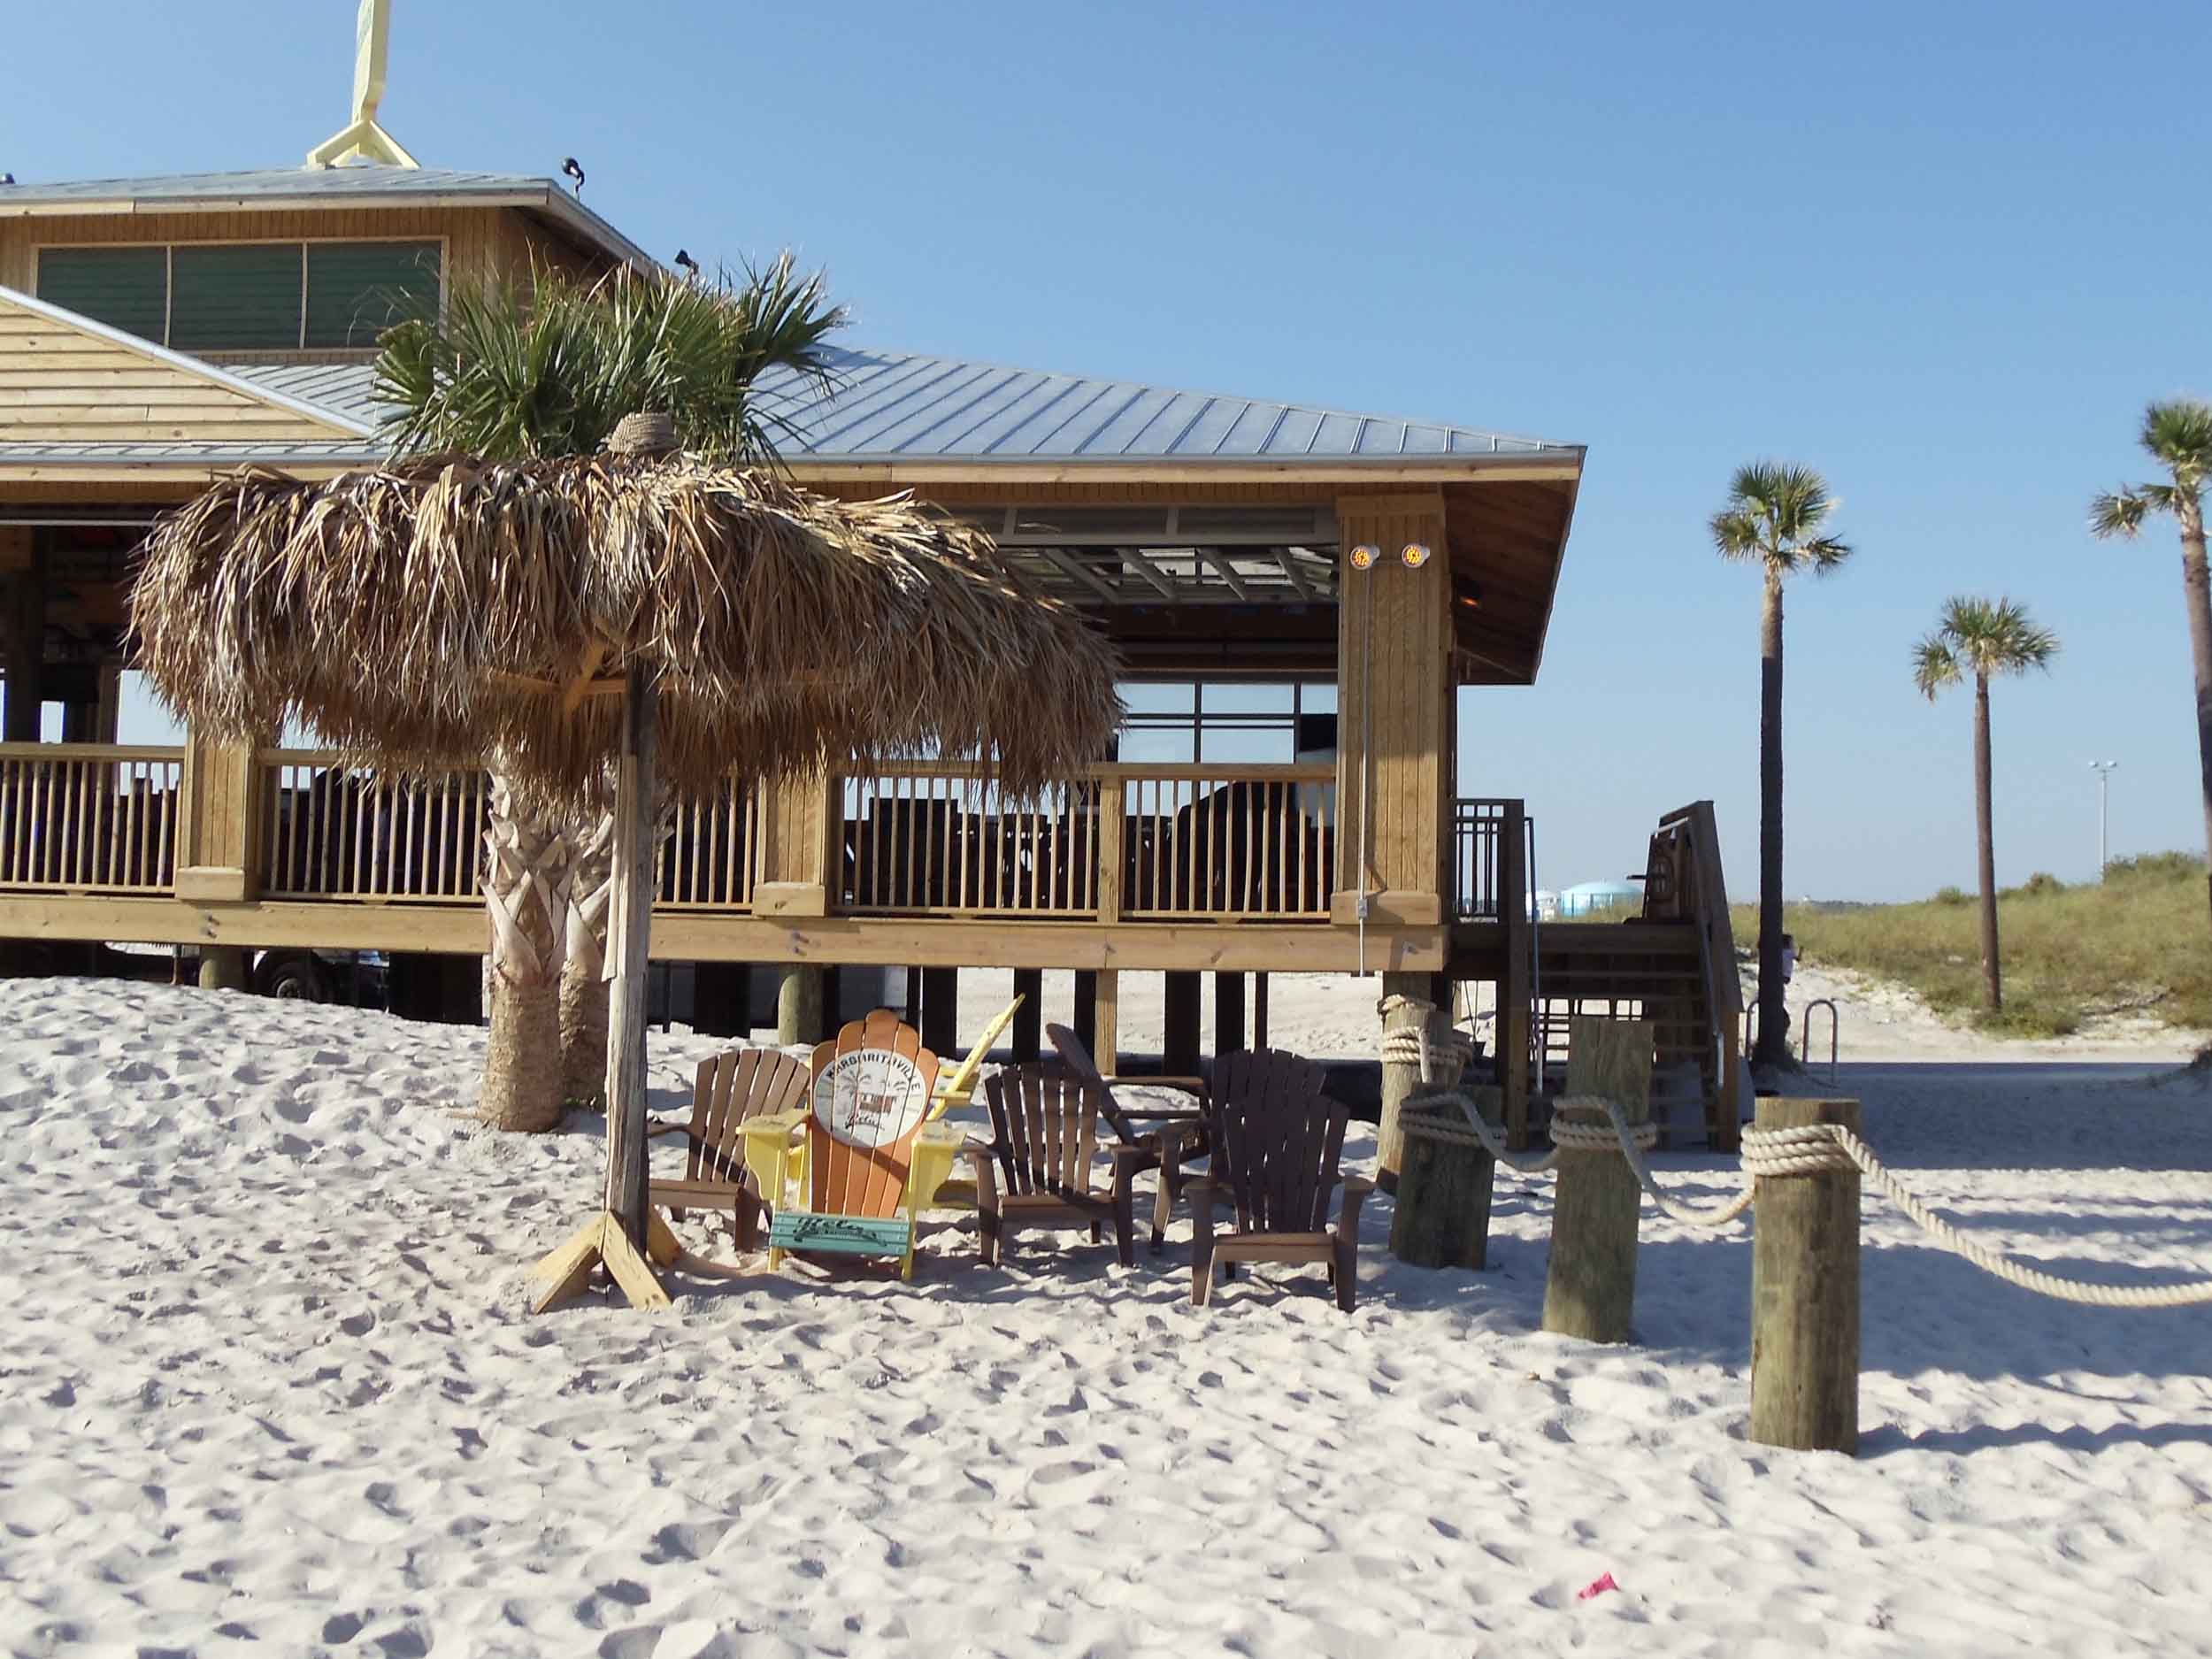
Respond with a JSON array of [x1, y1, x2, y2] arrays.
[[2, 745, 1346, 928], [259, 752, 488, 902], [1453, 797, 1521, 918], [844, 765, 1101, 916], [841, 762, 1334, 921], [0, 743, 182, 893], [658, 777, 761, 910]]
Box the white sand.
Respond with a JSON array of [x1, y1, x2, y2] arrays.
[[4, 975, 2211, 1657]]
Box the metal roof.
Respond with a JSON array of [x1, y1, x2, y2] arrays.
[[211, 349, 1575, 465], [750, 348, 1568, 461], [0, 165, 654, 271]]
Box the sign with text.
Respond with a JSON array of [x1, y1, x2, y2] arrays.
[[810, 1047, 929, 1150]]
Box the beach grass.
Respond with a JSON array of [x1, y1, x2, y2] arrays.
[[1731, 851, 2212, 1037]]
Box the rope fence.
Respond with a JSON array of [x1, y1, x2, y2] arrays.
[[1402, 1024, 2212, 1309]]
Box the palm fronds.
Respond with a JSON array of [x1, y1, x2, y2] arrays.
[[130, 457, 1124, 806], [1710, 461, 1852, 576], [1914, 595, 2059, 700], [373, 257, 846, 467]]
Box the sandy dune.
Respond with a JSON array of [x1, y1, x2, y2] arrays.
[[2, 976, 2209, 1656]]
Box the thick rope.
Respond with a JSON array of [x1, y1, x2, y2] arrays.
[[1797, 1122, 2212, 1310], [1398, 1022, 2212, 1303]]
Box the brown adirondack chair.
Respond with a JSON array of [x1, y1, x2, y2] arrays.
[[1189, 1048, 1371, 1313], [646, 1047, 810, 1250], [1046, 1023, 1209, 1250], [972, 1067, 1150, 1266]]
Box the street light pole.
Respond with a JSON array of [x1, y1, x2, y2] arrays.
[[2090, 760, 2119, 879]]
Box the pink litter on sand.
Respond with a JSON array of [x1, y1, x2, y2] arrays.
[[1577, 1572, 1619, 1601]]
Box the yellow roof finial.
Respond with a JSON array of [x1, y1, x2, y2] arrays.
[[306, 0, 420, 170]]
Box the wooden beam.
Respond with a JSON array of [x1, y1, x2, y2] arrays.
[[0, 895, 1449, 972]]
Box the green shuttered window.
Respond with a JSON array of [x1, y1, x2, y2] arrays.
[[35, 247, 168, 342], [306, 242, 441, 348], [170, 244, 303, 351], [35, 240, 442, 351]]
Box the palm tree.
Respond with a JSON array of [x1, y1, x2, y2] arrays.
[[2091, 399, 2212, 923], [1912, 597, 2060, 1013], [1710, 463, 1852, 1070], [374, 257, 843, 1128]]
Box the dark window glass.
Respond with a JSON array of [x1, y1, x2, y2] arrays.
[[35, 247, 168, 342], [304, 241, 441, 348], [169, 244, 303, 351]]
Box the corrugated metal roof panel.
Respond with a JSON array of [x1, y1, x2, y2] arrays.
[[210, 346, 1577, 464], [0, 165, 557, 204]]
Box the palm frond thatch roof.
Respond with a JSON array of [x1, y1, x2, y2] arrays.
[[131, 454, 1124, 802]]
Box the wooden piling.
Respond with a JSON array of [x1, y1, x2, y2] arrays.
[[1540, 1017, 1653, 1343], [1750, 1096, 1861, 1455], [776, 964, 825, 1046], [1377, 975, 1440, 1193], [1011, 967, 1043, 1062], [1390, 1085, 1500, 1270]]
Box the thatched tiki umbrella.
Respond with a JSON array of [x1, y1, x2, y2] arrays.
[[133, 419, 1122, 1308]]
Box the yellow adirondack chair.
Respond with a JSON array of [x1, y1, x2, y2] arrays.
[[748, 996, 1025, 1220], [750, 1010, 941, 1279]]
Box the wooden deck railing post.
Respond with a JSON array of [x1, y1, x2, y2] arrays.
[[1498, 798, 1532, 1148], [175, 725, 265, 908], [1095, 772, 1125, 925]]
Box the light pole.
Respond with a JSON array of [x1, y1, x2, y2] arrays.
[[2090, 760, 2119, 878]]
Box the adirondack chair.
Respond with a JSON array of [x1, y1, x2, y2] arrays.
[[1046, 1023, 1208, 1250], [753, 1010, 941, 1279], [903, 992, 1026, 1215], [970, 1066, 1149, 1266], [645, 1047, 810, 1251], [1188, 1047, 1371, 1313]]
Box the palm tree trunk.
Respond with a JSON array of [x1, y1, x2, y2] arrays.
[[1973, 672, 2001, 1013], [480, 775, 575, 1132], [559, 810, 615, 1107], [2178, 501, 2212, 925], [1754, 570, 1790, 1068]]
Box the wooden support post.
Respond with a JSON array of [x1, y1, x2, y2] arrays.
[[1073, 968, 1097, 1053], [1750, 1096, 1861, 1455], [198, 946, 248, 991], [4, 540, 44, 745], [1214, 971, 1246, 1055], [777, 964, 826, 1046], [1540, 1017, 1653, 1344], [1377, 971, 1437, 1194], [93, 663, 121, 747], [1391, 1084, 1499, 1270], [920, 965, 959, 1057], [1498, 799, 1532, 1149], [1011, 967, 1043, 1062], [1094, 968, 1120, 1079], [1163, 971, 1201, 1073], [1253, 972, 1270, 1048], [602, 664, 661, 1259]]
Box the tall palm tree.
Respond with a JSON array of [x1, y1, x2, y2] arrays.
[[375, 257, 843, 1128], [1912, 597, 2059, 1013], [2091, 398, 2212, 923], [1710, 463, 1853, 1070]]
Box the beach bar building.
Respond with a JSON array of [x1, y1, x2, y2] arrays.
[[0, 155, 1740, 1146]]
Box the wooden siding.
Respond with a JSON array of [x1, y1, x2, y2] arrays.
[[0, 205, 600, 295], [0, 291, 353, 445], [1334, 491, 1451, 903]]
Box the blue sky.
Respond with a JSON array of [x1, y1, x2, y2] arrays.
[[9, 0, 2208, 900]]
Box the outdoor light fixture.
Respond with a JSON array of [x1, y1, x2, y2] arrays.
[[1452, 576, 1484, 611], [1349, 543, 1379, 571], [1401, 541, 1431, 569]]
